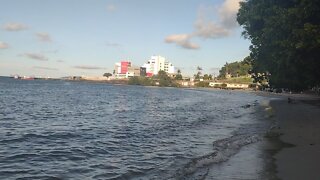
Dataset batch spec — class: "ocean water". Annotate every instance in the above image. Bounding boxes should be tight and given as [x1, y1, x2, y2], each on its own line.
[0, 77, 271, 179]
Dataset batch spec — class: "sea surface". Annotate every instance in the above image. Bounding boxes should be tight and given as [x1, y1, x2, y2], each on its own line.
[0, 77, 272, 179]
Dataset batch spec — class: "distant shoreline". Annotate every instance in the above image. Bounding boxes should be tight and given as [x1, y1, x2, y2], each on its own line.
[3, 76, 320, 97]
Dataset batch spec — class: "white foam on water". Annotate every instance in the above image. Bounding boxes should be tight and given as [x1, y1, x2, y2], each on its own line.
[173, 134, 262, 179]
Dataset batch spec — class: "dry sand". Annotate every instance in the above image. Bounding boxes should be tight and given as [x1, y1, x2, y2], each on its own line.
[262, 92, 320, 180]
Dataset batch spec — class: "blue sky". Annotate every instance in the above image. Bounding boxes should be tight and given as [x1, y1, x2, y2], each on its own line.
[0, 0, 250, 78]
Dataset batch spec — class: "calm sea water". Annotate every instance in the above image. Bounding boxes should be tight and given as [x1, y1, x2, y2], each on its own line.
[0, 77, 271, 179]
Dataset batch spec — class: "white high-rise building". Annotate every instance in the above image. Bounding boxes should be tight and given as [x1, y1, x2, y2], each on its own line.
[142, 55, 175, 77]
[164, 61, 175, 74]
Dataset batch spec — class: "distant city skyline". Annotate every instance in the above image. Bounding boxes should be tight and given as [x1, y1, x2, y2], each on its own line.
[0, 0, 250, 78]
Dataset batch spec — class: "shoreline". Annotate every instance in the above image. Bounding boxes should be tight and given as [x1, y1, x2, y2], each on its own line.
[205, 91, 320, 180]
[258, 92, 320, 180]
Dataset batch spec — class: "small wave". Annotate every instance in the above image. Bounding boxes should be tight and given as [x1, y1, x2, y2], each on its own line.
[0, 137, 26, 144]
[0, 132, 78, 145]
[90, 164, 120, 170]
[16, 175, 63, 180]
[92, 172, 122, 179]
[115, 169, 145, 180]
[4, 153, 39, 162]
[23, 133, 49, 139]
[173, 134, 261, 179]
[0, 169, 33, 175]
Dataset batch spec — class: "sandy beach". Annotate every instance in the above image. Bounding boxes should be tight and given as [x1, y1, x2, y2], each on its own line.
[260, 92, 320, 180]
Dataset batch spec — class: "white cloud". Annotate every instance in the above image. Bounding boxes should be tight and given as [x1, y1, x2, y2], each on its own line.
[0, 41, 9, 49]
[73, 65, 105, 70]
[106, 42, 121, 47]
[194, 16, 230, 39]
[36, 32, 52, 42]
[41, 49, 58, 54]
[165, 0, 241, 49]
[3, 23, 28, 31]
[22, 53, 48, 61]
[219, 0, 242, 28]
[165, 34, 199, 49]
[33, 66, 58, 71]
[107, 4, 116, 12]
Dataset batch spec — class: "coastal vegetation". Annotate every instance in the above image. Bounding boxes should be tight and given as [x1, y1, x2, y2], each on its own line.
[218, 56, 252, 79]
[221, 77, 252, 84]
[237, 0, 320, 90]
[155, 70, 177, 87]
[217, 56, 254, 86]
[128, 70, 178, 87]
[128, 76, 153, 86]
[195, 81, 210, 87]
[175, 69, 183, 80]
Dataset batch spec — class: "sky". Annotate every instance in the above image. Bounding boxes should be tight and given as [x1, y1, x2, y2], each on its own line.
[0, 0, 251, 78]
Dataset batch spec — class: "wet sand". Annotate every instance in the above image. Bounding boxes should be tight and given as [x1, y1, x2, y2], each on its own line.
[205, 92, 320, 180]
[257, 92, 320, 180]
[269, 99, 320, 180]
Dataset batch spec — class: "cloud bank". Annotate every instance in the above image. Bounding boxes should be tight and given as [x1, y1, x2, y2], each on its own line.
[22, 53, 48, 61]
[36, 32, 52, 42]
[33, 66, 58, 71]
[165, 0, 241, 49]
[73, 65, 105, 70]
[2, 23, 28, 31]
[219, 0, 241, 28]
[165, 34, 199, 49]
[0, 42, 9, 49]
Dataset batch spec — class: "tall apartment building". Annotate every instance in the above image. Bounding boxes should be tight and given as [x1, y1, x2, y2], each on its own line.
[142, 55, 175, 77]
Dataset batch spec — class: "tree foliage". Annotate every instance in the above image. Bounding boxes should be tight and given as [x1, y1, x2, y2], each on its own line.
[128, 76, 153, 86]
[175, 69, 183, 80]
[218, 57, 252, 79]
[237, 0, 320, 90]
[194, 66, 203, 80]
[203, 74, 213, 80]
[195, 81, 209, 87]
[128, 71, 178, 87]
[103, 72, 112, 77]
[157, 70, 176, 87]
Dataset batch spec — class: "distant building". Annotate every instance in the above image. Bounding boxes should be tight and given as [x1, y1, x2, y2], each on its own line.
[164, 61, 175, 74]
[225, 83, 249, 89]
[177, 80, 195, 87]
[121, 61, 131, 74]
[114, 62, 121, 76]
[127, 66, 141, 78]
[114, 61, 132, 78]
[114, 60, 149, 78]
[225, 73, 232, 79]
[209, 82, 249, 89]
[140, 67, 146, 77]
[142, 55, 175, 77]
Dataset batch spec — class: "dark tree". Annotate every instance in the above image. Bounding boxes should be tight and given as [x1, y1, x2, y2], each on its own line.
[237, 0, 320, 90]
[175, 69, 183, 80]
[103, 72, 112, 77]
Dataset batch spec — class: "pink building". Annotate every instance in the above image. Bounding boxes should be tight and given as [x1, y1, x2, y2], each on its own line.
[120, 61, 131, 74]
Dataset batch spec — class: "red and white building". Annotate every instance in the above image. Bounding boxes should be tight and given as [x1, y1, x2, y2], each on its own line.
[114, 61, 132, 78]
